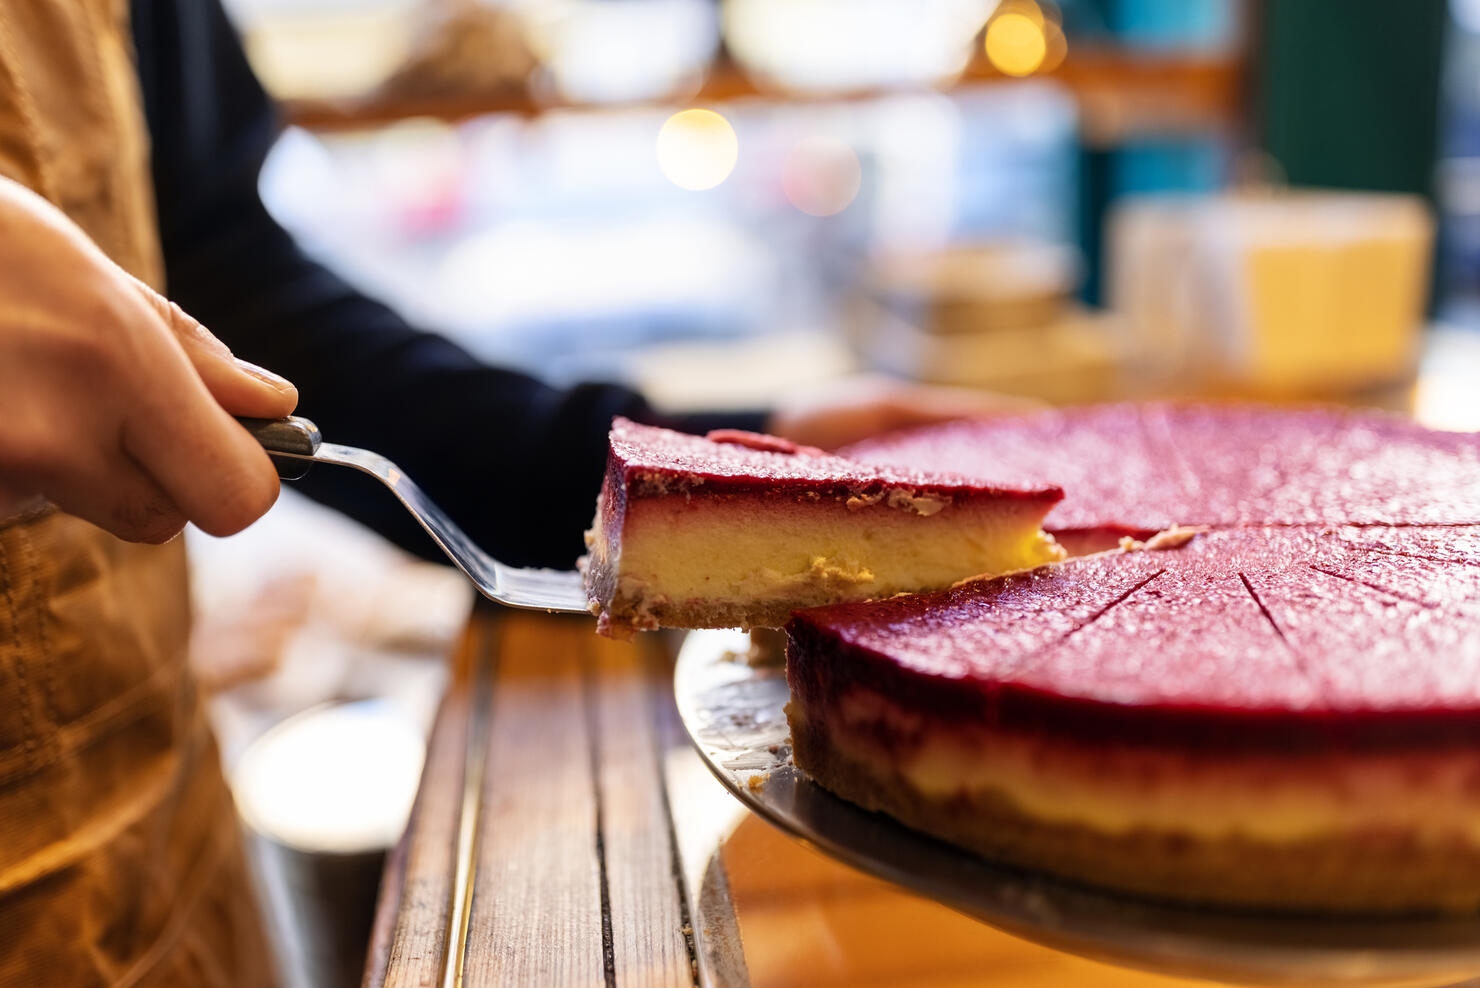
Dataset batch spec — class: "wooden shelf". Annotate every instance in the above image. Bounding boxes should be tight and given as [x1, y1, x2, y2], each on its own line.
[281, 46, 1243, 144]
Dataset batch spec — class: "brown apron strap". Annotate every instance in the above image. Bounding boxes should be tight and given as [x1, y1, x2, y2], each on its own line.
[0, 0, 162, 287]
[0, 2, 273, 985]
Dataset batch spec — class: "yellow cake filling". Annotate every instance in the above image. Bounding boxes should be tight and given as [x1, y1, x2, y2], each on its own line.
[806, 687, 1480, 845]
[611, 495, 1062, 612]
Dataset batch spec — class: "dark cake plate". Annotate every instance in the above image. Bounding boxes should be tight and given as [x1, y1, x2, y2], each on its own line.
[675, 629, 1480, 988]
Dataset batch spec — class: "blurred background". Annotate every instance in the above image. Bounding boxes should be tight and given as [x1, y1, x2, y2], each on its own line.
[190, 3, 1480, 985]
[213, 0, 1479, 422]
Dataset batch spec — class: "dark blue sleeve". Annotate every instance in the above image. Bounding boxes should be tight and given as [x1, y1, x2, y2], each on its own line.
[130, 0, 764, 567]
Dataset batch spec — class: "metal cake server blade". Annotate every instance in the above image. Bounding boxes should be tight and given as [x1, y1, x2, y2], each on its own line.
[240, 416, 588, 614]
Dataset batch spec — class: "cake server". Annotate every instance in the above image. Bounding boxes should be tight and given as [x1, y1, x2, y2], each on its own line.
[239, 416, 589, 615]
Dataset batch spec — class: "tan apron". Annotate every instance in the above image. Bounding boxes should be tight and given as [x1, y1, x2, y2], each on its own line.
[0, 3, 276, 985]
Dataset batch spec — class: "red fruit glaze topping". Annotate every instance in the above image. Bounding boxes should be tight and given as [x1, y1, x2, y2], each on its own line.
[792, 405, 1480, 751]
[789, 527, 1480, 749]
[608, 417, 1063, 502]
[842, 403, 1480, 534]
[704, 429, 816, 456]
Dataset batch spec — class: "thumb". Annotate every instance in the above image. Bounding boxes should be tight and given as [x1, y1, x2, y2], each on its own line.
[130, 278, 298, 419]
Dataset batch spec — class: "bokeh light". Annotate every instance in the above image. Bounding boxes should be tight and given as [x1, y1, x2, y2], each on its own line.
[985, 9, 1048, 77]
[1042, 19, 1068, 73]
[782, 136, 863, 216]
[656, 108, 739, 191]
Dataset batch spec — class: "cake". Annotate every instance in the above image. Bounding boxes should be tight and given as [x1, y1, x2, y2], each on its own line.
[787, 404, 1480, 912]
[582, 418, 1064, 638]
[843, 402, 1480, 548]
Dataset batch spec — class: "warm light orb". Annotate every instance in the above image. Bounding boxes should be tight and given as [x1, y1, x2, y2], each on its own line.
[656, 108, 739, 191]
[985, 10, 1048, 76]
[782, 136, 862, 217]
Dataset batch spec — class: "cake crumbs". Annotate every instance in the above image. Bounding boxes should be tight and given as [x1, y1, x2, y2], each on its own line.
[1122, 525, 1206, 553]
[1145, 525, 1207, 550]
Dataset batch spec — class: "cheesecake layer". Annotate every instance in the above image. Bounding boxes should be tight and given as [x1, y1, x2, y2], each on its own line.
[791, 686, 1480, 843]
[788, 710, 1480, 912]
[598, 494, 1060, 631]
[584, 419, 1064, 636]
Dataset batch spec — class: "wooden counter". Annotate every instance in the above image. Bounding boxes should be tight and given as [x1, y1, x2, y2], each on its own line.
[363, 608, 1278, 988]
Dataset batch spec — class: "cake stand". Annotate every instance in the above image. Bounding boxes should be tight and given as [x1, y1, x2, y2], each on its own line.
[675, 629, 1480, 988]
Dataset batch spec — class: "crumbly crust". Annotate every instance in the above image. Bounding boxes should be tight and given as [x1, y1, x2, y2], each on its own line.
[598, 587, 801, 638]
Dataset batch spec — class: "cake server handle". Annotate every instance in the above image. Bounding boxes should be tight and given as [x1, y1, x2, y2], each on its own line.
[237, 415, 589, 615]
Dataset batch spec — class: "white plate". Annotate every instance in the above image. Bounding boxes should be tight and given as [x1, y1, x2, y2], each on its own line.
[674, 629, 1480, 988]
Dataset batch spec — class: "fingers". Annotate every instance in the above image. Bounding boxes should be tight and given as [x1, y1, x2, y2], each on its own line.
[109, 295, 284, 537]
[0, 422, 190, 542]
[0, 184, 291, 542]
[41, 449, 189, 544]
[120, 284, 289, 536]
[120, 387, 282, 538]
[129, 279, 298, 420]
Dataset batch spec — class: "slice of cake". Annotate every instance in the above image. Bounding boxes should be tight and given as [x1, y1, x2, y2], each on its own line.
[788, 404, 1480, 912]
[582, 418, 1065, 638]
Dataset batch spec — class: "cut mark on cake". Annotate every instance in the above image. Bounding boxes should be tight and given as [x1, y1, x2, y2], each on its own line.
[1338, 542, 1480, 569]
[1238, 572, 1288, 644]
[1237, 572, 1309, 676]
[1335, 519, 1480, 528]
[1306, 564, 1438, 609]
[1060, 568, 1166, 642]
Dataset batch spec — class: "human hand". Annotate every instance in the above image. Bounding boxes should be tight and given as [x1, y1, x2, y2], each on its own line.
[766, 374, 1044, 451]
[0, 179, 297, 542]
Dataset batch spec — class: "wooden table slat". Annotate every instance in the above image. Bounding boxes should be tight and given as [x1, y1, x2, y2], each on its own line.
[375, 626, 483, 988]
[367, 614, 753, 988]
[589, 632, 696, 988]
[462, 617, 608, 986]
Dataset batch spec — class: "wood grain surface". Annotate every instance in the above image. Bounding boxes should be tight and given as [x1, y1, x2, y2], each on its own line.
[366, 609, 1303, 988]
